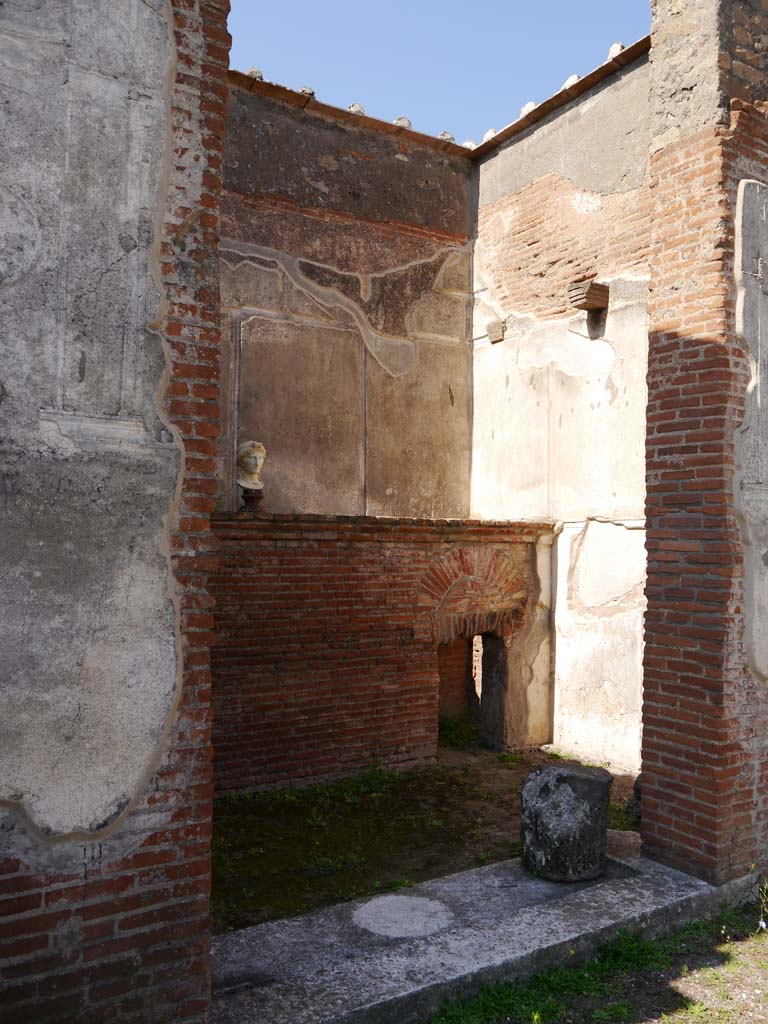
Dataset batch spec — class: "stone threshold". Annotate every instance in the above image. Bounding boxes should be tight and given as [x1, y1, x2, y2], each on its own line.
[210, 833, 753, 1024]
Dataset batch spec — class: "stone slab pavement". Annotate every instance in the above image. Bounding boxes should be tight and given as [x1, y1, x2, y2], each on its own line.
[211, 832, 752, 1024]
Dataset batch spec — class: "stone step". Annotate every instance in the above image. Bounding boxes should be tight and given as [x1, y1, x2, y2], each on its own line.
[211, 833, 751, 1024]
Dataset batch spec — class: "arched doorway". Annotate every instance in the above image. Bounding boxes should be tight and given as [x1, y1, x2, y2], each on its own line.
[417, 543, 554, 752]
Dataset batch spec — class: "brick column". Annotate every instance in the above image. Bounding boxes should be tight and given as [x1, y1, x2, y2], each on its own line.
[642, 0, 768, 883]
[0, 3, 230, 1021]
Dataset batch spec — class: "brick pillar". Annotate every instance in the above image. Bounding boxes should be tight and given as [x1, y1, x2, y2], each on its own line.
[0, 3, 230, 1021]
[642, 0, 768, 883]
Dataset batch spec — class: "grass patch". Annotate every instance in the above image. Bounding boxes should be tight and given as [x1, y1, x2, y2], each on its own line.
[212, 758, 521, 932]
[608, 802, 640, 832]
[438, 714, 482, 750]
[428, 928, 670, 1023]
[498, 752, 523, 766]
[428, 902, 765, 1024]
[212, 747, 639, 937]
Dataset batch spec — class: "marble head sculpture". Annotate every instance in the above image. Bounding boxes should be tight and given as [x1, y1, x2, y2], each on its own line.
[236, 442, 267, 510]
[237, 441, 266, 489]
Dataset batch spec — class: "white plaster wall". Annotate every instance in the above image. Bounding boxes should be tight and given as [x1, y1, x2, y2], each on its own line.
[471, 279, 647, 520]
[470, 316, 550, 521]
[553, 520, 645, 773]
[470, 58, 651, 772]
[471, 270, 648, 771]
[550, 283, 649, 523]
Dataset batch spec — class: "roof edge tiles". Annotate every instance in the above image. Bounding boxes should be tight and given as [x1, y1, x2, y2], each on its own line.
[226, 71, 469, 158]
[471, 35, 651, 159]
[226, 34, 651, 163]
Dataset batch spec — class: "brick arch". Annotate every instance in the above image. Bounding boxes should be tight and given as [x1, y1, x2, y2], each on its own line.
[414, 545, 534, 646]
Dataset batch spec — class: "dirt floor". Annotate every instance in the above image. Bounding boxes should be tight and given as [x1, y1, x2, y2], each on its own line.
[211, 734, 638, 933]
[211, 740, 768, 1024]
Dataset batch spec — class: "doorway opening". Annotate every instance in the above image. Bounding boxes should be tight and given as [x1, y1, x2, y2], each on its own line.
[437, 632, 508, 750]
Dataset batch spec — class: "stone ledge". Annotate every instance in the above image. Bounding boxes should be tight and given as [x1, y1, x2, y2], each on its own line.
[212, 512, 554, 545]
[211, 832, 753, 1024]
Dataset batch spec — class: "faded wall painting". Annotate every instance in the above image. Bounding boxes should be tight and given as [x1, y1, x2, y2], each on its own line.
[221, 241, 471, 517]
[219, 84, 474, 519]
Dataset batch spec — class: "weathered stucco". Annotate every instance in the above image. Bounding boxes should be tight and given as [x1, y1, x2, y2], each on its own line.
[219, 85, 473, 518]
[471, 281, 649, 524]
[553, 521, 646, 773]
[470, 282, 648, 773]
[0, 1, 180, 837]
[472, 64, 651, 772]
[505, 539, 555, 749]
[735, 179, 768, 682]
[479, 58, 650, 206]
[215, 60, 653, 772]
[225, 86, 472, 237]
[6, 6, 768, 1013]
[649, 0, 725, 151]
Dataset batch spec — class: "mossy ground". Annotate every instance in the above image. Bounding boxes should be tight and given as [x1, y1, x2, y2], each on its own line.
[211, 736, 766, 1023]
[212, 735, 637, 932]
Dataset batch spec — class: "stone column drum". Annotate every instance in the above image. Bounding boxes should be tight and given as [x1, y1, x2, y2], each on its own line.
[520, 764, 613, 881]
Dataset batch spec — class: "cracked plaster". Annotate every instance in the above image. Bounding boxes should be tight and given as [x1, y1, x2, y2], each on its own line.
[221, 239, 471, 518]
[735, 178, 768, 683]
[472, 122, 649, 769]
[0, 0, 182, 844]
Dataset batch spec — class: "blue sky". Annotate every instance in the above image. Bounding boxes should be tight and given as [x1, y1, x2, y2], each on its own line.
[228, 1, 651, 144]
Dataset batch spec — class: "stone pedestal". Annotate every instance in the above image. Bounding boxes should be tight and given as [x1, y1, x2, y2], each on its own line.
[520, 764, 613, 881]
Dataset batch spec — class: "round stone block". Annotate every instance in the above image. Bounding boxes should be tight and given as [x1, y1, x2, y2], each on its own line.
[520, 764, 613, 882]
[352, 894, 453, 938]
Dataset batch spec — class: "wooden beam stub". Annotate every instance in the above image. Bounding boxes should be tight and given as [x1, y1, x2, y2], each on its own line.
[568, 280, 610, 311]
[487, 319, 506, 344]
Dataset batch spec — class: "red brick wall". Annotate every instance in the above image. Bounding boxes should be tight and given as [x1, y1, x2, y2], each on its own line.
[477, 171, 652, 321]
[642, 103, 768, 883]
[438, 638, 473, 719]
[0, 3, 230, 1021]
[210, 515, 544, 793]
[723, 3, 768, 107]
[642, 126, 741, 882]
[475, 56, 652, 324]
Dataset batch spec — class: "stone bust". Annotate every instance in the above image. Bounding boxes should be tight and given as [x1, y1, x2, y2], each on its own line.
[236, 441, 266, 492]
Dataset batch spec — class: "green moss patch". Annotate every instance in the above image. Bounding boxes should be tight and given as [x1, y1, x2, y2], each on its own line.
[212, 747, 638, 933]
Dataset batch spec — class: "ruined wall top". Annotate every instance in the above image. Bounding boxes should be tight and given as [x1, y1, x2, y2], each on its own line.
[228, 35, 651, 164]
[650, 0, 768, 151]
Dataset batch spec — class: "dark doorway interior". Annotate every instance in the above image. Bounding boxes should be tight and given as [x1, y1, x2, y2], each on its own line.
[437, 632, 508, 749]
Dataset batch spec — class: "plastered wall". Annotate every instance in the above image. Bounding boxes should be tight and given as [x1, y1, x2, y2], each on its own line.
[219, 85, 474, 518]
[472, 59, 652, 772]
[0, 2, 230, 1020]
[216, 62, 653, 773]
[0, 0, 179, 842]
